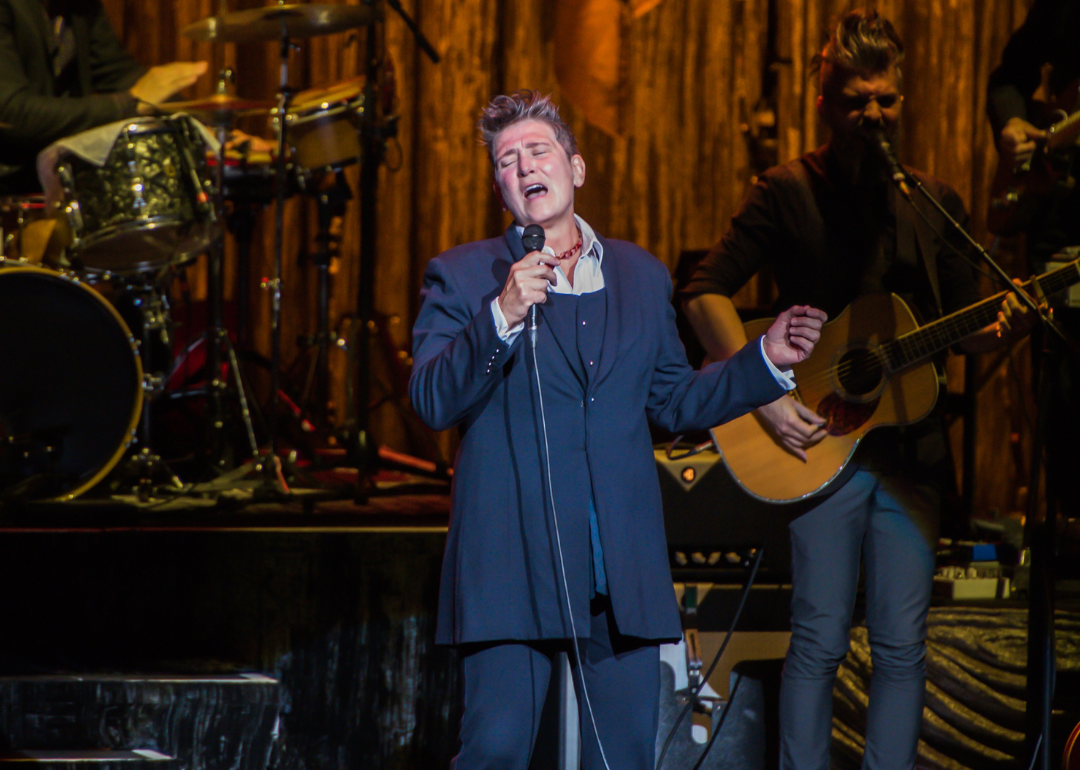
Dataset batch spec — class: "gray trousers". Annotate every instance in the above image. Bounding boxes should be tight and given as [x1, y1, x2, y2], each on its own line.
[779, 466, 938, 770]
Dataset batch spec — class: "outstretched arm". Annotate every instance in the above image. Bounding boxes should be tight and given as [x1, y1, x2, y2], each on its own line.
[684, 294, 829, 461]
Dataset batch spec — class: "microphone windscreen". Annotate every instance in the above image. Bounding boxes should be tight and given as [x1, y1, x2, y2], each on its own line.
[521, 224, 545, 253]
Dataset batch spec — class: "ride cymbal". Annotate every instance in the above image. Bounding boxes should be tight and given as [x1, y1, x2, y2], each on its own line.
[165, 93, 276, 122]
[181, 4, 380, 44]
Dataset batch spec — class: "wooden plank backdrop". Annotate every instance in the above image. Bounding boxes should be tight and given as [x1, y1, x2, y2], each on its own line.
[99, 0, 1035, 520]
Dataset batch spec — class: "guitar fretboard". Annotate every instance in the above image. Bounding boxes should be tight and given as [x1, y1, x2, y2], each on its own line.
[1048, 109, 1080, 153]
[880, 258, 1080, 371]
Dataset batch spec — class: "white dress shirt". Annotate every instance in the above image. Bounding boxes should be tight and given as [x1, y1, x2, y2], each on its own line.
[490, 215, 794, 390]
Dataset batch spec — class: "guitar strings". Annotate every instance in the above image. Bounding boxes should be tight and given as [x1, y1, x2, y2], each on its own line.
[768, 225, 1078, 406]
[783, 287, 1022, 394]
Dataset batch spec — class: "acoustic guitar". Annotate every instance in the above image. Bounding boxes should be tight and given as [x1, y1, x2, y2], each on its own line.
[987, 81, 1080, 236]
[1065, 719, 1080, 770]
[710, 258, 1080, 504]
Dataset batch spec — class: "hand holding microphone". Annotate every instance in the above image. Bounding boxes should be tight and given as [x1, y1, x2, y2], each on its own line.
[497, 224, 556, 332]
[521, 224, 546, 339]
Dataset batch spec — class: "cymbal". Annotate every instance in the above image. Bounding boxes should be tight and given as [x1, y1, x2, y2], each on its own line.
[163, 94, 275, 124]
[181, 4, 380, 44]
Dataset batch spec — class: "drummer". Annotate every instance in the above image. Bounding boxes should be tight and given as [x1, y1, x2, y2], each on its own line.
[0, 0, 208, 195]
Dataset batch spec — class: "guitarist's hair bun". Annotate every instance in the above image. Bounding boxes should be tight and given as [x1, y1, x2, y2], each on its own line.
[813, 10, 904, 97]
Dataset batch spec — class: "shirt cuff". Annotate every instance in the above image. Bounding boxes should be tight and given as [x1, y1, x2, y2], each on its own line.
[491, 297, 525, 343]
[759, 336, 796, 391]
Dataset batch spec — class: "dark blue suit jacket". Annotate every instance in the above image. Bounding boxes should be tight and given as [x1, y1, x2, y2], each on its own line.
[410, 226, 786, 646]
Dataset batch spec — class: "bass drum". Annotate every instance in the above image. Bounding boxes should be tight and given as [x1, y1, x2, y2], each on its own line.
[0, 266, 143, 500]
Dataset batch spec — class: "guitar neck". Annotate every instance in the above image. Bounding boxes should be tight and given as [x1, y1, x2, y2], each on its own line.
[882, 258, 1080, 371]
[1048, 109, 1080, 153]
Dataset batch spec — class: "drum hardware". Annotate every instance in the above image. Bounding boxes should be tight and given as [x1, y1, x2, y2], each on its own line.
[343, 0, 439, 502]
[174, 0, 438, 499]
[103, 282, 189, 500]
[263, 22, 297, 491]
[180, 3, 382, 44]
[197, 66, 265, 476]
[293, 169, 352, 428]
[0, 195, 56, 263]
[164, 93, 275, 125]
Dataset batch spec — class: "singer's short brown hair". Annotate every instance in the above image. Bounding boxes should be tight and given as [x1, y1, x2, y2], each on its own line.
[478, 90, 580, 167]
[814, 10, 904, 98]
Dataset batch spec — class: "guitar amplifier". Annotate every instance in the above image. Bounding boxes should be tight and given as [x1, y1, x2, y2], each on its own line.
[655, 446, 800, 583]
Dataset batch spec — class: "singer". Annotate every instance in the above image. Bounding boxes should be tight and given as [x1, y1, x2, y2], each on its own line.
[409, 90, 826, 770]
[681, 10, 1033, 770]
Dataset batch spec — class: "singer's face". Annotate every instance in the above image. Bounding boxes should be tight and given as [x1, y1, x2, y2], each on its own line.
[492, 119, 585, 230]
[819, 67, 903, 145]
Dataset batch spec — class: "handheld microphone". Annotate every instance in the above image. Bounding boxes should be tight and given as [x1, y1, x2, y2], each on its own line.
[868, 128, 912, 200]
[521, 224, 545, 346]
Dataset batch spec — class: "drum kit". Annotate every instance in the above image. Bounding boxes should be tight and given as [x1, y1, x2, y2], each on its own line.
[0, 1, 438, 503]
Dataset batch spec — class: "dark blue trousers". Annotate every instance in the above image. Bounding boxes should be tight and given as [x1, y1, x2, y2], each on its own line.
[452, 597, 660, 770]
[779, 467, 938, 770]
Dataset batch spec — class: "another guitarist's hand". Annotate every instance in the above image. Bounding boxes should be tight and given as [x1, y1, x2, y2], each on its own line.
[998, 282, 1038, 343]
[762, 305, 828, 368]
[756, 396, 827, 462]
[1000, 117, 1045, 168]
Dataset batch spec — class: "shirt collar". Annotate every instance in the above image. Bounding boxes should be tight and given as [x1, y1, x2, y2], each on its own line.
[515, 215, 604, 264]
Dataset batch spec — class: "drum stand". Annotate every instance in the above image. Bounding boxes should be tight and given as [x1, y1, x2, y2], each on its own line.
[206, 24, 313, 497]
[295, 170, 352, 429]
[201, 76, 269, 483]
[114, 281, 184, 500]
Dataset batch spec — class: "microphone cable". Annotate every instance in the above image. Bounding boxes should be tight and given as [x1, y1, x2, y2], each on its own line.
[655, 517, 773, 770]
[529, 312, 613, 770]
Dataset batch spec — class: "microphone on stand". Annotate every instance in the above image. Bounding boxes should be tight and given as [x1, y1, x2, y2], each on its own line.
[521, 224, 546, 347]
[867, 128, 912, 201]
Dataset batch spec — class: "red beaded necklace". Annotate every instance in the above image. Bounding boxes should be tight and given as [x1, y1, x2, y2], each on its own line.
[554, 228, 583, 261]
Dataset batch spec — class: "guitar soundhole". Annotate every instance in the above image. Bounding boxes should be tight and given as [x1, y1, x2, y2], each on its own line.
[836, 347, 884, 397]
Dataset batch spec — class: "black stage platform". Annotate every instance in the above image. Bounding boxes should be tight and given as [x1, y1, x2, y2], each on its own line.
[0, 483, 459, 770]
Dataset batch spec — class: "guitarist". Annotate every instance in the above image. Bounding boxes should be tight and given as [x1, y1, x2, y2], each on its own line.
[681, 10, 1034, 770]
[987, 0, 1080, 531]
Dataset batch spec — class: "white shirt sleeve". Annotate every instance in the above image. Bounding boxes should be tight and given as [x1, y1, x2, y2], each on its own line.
[759, 336, 796, 391]
[491, 297, 526, 343]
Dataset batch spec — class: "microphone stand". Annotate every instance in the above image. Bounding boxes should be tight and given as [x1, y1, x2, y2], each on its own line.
[894, 164, 1070, 770]
[348, 0, 438, 503]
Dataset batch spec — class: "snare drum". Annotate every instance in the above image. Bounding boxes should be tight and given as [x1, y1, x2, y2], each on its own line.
[279, 77, 365, 171]
[44, 116, 216, 276]
[0, 265, 143, 499]
[206, 150, 300, 205]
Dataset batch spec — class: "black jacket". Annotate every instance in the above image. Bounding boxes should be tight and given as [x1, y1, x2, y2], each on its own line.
[0, 0, 144, 193]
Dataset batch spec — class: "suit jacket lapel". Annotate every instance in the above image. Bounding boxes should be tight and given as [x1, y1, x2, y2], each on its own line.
[592, 234, 619, 389]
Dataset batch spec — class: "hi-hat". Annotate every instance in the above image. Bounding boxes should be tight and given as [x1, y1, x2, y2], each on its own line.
[181, 4, 380, 44]
[165, 94, 276, 122]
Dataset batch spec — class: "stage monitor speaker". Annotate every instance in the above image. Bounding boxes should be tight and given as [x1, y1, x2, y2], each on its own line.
[656, 447, 802, 583]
